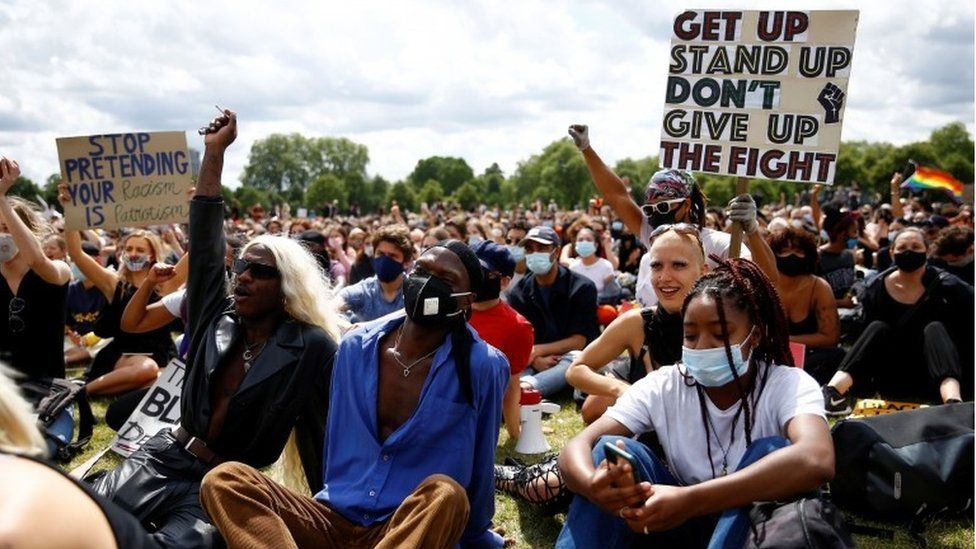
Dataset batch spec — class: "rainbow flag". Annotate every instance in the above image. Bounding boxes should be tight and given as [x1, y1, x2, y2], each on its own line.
[901, 164, 964, 199]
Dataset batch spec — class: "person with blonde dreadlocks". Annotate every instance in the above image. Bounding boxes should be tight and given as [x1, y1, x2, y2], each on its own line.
[556, 258, 833, 548]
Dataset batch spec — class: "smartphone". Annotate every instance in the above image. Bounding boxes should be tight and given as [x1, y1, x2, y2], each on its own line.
[604, 442, 642, 484]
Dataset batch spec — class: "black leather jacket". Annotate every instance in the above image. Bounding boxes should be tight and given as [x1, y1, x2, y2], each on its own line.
[182, 197, 337, 489]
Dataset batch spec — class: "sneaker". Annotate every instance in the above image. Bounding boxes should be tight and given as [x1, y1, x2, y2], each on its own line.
[823, 386, 853, 417]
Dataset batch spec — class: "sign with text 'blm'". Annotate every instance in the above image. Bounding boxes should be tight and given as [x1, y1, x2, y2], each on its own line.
[660, 10, 859, 185]
[110, 358, 185, 457]
[57, 131, 192, 230]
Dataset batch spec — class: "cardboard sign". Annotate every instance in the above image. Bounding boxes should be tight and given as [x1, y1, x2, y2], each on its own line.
[660, 10, 859, 184]
[110, 358, 185, 457]
[57, 131, 192, 230]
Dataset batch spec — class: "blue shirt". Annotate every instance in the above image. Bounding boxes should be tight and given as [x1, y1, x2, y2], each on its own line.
[316, 315, 509, 548]
[338, 276, 404, 322]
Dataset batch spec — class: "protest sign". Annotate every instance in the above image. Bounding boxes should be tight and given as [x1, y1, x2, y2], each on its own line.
[660, 10, 859, 185]
[110, 358, 185, 457]
[57, 131, 192, 230]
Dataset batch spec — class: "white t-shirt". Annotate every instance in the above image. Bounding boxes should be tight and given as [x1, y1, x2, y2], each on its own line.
[605, 363, 824, 485]
[161, 288, 186, 319]
[570, 257, 615, 293]
[636, 223, 752, 307]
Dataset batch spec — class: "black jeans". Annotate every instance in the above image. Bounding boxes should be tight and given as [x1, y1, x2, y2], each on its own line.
[89, 430, 224, 549]
[838, 320, 961, 402]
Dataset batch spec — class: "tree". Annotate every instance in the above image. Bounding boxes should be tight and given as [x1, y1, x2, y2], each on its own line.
[306, 174, 348, 211]
[477, 163, 506, 205]
[408, 157, 474, 195]
[365, 176, 390, 213]
[233, 186, 275, 213]
[417, 179, 445, 205]
[509, 139, 590, 209]
[614, 156, 659, 204]
[386, 181, 417, 212]
[452, 181, 481, 211]
[8, 176, 40, 203]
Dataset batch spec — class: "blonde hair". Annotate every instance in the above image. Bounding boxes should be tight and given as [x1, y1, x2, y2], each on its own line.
[239, 235, 344, 493]
[118, 230, 165, 282]
[0, 367, 47, 456]
[5, 196, 52, 241]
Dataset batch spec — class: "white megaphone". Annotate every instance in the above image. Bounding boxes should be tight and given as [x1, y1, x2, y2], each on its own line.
[515, 388, 561, 454]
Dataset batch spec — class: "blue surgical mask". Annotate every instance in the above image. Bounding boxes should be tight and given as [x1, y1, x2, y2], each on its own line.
[611, 221, 623, 232]
[507, 245, 525, 263]
[70, 262, 87, 283]
[525, 252, 554, 275]
[681, 328, 755, 387]
[575, 241, 596, 258]
[846, 237, 858, 249]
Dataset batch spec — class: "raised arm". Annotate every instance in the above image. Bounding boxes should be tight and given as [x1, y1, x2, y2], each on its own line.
[728, 194, 779, 285]
[120, 263, 178, 333]
[58, 183, 118, 299]
[568, 126, 644, 237]
[0, 159, 70, 286]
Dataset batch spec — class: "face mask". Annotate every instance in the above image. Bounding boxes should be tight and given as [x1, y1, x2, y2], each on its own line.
[507, 245, 525, 263]
[0, 234, 18, 263]
[372, 255, 405, 283]
[70, 262, 87, 282]
[611, 221, 623, 232]
[525, 252, 553, 275]
[846, 237, 858, 249]
[776, 254, 809, 277]
[404, 269, 470, 327]
[123, 254, 150, 271]
[894, 250, 926, 272]
[328, 237, 343, 249]
[468, 235, 483, 246]
[649, 211, 677, 228]
[475, 274, 502, 302]
[682, 328, 755, 387]
[575, 241, 596, 258]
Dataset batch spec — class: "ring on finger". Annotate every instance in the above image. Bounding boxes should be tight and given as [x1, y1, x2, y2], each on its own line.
[617, 507, 626, 519]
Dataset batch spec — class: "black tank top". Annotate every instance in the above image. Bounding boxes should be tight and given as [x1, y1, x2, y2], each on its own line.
[94, 281, 176, 353]
[0, 270, 68, 379]
[627, 307, 683, 384]
[788, 281, 819, 336]
[1, 452, 158, 549]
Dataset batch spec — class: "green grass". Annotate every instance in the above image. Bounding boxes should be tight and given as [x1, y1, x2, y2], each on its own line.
[67, 392, 972, 548]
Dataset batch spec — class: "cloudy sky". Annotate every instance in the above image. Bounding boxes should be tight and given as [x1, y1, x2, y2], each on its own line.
[0, 0, 972, 188]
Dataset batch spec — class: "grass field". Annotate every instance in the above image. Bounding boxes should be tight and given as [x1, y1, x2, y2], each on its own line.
[67, 392, 972, 548]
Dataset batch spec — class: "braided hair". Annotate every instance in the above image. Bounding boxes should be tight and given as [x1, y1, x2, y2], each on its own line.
[688, 183, 708, 230]
[680, 256, 793, 477]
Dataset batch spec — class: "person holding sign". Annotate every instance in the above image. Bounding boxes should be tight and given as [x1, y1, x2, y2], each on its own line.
[0, 157, 73, 454]
[55, 199, 186, 397]
[87, 109, 342, 548]
[556, 258, 832, 548]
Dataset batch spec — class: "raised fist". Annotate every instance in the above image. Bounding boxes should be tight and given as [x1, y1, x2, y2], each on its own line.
[727, 194, 759, 234]
[817, 83, 844, 124]
[200, 109, 238, 149]
[568, 124, 590, 151]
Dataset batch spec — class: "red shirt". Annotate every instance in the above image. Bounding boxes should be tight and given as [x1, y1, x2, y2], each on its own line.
[470, 301, 534, 375]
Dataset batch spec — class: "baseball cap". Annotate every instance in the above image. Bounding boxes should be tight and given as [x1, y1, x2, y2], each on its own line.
[520, 226, 561, 247]
[471, 240, 515, 277]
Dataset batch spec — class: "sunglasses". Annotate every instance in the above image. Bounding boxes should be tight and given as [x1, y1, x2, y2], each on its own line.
[647, 223, 704, 253]
[8, 297, 24, 333]
[232, 258, 280, 279]
[641, 198, 686, 217]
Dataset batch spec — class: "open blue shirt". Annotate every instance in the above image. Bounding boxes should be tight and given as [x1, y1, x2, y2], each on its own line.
[315, 315, 509, 548]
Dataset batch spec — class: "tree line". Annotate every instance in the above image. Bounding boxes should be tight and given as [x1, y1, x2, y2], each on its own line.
[12, 122, 973, 216]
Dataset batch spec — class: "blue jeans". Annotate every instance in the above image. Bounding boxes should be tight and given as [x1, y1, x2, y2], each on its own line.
[556, 434, 790, 549]
[44, 405, 75, 458]
[520, 351, 578, 398]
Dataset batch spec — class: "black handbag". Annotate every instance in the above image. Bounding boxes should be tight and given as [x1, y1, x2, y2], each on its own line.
[19, 377, 94, 462]
[746, 496, 855, 548]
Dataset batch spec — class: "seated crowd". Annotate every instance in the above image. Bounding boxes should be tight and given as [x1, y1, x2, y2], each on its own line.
[0, 115, 972, 548]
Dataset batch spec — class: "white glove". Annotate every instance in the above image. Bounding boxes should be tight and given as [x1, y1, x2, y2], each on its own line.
[727, 194, 758, 234]
[568, 124, 590, 151]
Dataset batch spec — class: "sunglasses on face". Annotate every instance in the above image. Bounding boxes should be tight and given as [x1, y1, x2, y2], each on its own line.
[232, 258, 280, 279]
[641, 198, 686, 217]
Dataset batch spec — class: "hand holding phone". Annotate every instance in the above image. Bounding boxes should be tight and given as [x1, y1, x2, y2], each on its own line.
[604, 441, 643, 485]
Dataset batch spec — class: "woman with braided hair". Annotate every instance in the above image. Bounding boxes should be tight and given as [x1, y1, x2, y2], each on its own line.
[555, 257, 833, 548]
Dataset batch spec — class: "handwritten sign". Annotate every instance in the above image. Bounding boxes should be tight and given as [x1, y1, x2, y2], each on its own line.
[110, 358, 185, 457]
[57, 131, 192, 230]
[660, 10, 859, 184]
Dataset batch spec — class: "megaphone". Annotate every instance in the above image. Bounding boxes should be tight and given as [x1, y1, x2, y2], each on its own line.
[515, 388, 561, 455]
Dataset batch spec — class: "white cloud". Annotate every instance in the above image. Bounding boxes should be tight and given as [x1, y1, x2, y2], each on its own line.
[0, 0, 971, 188]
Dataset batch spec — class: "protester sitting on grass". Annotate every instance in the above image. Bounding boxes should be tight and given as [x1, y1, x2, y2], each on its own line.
[767, 227, 845, 385]
[337, 224, 413, 322]
[822, 227, 973, 415]
[0, 158, 72, 455]
[818, 205, 859, 308]
[200, 241, 509, 548]
[0, 368, 159, 549]
[88, 109, 342, 548]
[556, 258, 832, 548]
[928, 225, 974, 286]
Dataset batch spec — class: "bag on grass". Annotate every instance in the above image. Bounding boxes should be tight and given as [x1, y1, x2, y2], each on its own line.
[746, 496, 854, 548]
[830, 402, 974, 521]
[19, 377, 94, 462]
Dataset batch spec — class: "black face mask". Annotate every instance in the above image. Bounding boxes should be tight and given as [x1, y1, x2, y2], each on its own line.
[474, 275, 502, 302]
[649, 211, 677, 228]
[776, 254, 810, 277]
[404, 269, 470, 327]
[894, 250, 927, 273]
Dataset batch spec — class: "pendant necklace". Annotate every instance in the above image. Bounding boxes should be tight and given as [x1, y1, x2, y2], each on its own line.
[391, 325, 438, 377]
[243, 338, 267, 372]
[703, 413, 732, 477]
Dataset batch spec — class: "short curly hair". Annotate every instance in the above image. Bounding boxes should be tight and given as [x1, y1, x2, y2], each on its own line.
[766, 227, 819, 274]
[372, 224, 414, 262]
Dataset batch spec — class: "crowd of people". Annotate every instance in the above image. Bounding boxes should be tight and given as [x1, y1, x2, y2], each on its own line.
[0, 112, 972, 548]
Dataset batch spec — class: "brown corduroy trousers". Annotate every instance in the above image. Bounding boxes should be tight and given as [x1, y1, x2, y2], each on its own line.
[200, 461, 470, 549]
